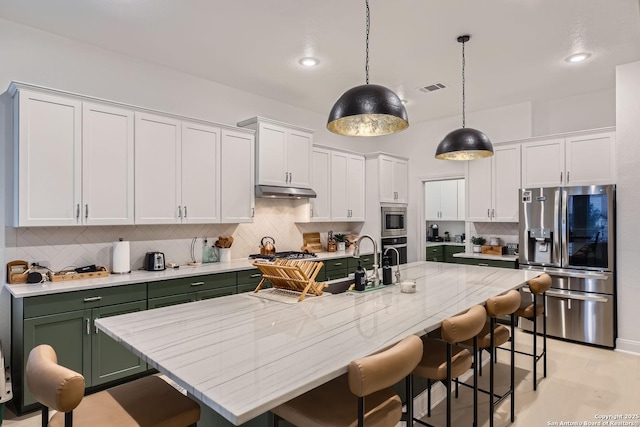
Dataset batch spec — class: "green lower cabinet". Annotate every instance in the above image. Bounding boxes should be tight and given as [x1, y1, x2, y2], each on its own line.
[148, 293, 197, 309]
[237, 268, 266, 293]
[426, 245, 444, 262]
[323, 258, 349, 281]
[91, 301, 148, 385]
[22, 310, 92, 408]
[197, 286, 237, 300]
[444, 246, 465, 263]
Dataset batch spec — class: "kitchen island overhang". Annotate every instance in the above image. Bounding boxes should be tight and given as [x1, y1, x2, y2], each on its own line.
[96, 261, 539, 425]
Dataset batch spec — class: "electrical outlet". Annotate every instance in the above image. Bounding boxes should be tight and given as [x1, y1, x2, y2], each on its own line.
[32, 261, 50, 268]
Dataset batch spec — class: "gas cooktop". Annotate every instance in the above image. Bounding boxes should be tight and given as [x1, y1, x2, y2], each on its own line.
[248, 251, 318, 261]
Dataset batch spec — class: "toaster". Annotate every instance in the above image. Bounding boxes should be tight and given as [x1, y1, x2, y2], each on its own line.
[144, 252, 166, 271]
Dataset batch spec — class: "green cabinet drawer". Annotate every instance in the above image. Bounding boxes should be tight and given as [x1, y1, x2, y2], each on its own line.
[454, 257, 518, 269]
[347, 254, 377, 271]
[426, 245, 444, 262]
[444, 246, 466, 263]
[323, 258, 349, 281]
[197, 286, 237, 300]
[236, 268, 263, 286]
[24, 283, 147, 318]
[148, 293, 197, 309]
[148, 272, 235, 299]
[237, 283, 259, 294]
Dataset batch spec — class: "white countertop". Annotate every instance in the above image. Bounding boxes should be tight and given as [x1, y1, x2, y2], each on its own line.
[5, 251, 372, 298]
[425, 242, 465, 247]
[96, 261, 538, 425]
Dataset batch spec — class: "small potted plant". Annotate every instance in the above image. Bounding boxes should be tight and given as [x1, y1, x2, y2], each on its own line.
[334, 233, 347, 251]
[471, 236, 486, 253]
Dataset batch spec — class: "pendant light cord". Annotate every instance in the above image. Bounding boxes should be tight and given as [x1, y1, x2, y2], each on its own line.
[365, 0, 370, 84]
[461, 38, 466, 128]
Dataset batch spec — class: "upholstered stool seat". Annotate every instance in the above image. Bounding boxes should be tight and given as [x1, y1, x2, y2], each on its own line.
[272, 335, 423, 427]
[412, 338, 472, 380]
[27, 345, 200, 427]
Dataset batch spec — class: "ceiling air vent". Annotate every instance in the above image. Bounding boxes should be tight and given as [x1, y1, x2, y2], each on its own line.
[418, 82, 446, 93]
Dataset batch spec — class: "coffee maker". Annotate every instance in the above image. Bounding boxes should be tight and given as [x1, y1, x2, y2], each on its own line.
[427, 223, 442, 242]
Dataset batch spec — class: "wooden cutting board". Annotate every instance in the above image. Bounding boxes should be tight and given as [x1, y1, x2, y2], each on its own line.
[301, 232, 323, 253]
[481, 245, 505, 255]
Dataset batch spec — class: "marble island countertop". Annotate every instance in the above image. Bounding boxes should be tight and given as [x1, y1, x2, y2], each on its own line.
[96, 261, 539, 425]
[5, 250, 371, 298]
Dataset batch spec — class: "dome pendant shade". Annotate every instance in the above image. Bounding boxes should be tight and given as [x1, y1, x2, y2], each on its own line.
[435, 127, 494, 160]
[327, 84, 409, 136]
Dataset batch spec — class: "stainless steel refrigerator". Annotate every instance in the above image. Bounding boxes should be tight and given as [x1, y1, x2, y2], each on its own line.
[519, 185, 616, 348]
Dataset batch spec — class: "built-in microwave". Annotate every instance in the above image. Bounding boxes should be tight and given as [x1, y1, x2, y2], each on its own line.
[381, 206, 407, 237]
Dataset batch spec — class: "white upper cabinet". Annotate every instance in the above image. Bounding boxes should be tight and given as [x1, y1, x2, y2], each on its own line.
[238, 117, 312, 188]
[425, 179, 464, 221]
[135, 114, 226, 225]
[310, 147, 331, 221]
[467, 144, 521, 222]
[521, 130, 615, 187]
[181, 121, 220, 223]
[14, 89, 82, 226]
[378, 154, 408, 204]
[134, 112, 182, 224]
[83, 102, 135, 225]
[330, 151, 366, 222]
[12, 86, 134, 227]
[220, 128, 255, 223]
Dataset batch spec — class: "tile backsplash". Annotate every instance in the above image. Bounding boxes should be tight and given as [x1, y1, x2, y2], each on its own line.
[4, 198, 362, 271]
[468, 222, 519, 246]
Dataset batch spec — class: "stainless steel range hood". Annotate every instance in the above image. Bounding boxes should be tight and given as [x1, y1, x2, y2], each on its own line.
[255, 185, 316, 199]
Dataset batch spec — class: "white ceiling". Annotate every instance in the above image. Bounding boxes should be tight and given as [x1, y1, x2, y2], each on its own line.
[1, 0, 639, 125]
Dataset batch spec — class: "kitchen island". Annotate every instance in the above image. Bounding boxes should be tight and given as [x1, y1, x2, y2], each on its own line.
[96, 261, 539, 426]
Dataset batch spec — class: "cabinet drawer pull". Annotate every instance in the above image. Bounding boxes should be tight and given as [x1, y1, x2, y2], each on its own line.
[250, 274, 261, 278]
[477, 263, 489, 267]
[333, 262, 342, 266]
[362, 258, 370, 262]
[190, 282, 205, 287]
[83, 296, 102, 302]
[86, 318, 90, 335]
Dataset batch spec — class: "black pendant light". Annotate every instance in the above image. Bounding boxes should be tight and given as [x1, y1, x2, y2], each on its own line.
[327, 0, 409, 137]
[435, 35, 493, 160]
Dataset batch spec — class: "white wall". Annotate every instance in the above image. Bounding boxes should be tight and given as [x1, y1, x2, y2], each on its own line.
[615, 61, 640, 354]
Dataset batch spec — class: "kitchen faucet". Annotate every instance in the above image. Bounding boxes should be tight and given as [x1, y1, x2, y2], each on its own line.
[354, 234, 379, 287]
[383, 247, 402, 283]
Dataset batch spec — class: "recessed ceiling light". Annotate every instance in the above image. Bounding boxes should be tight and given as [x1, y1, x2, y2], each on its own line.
[299, 57, 319, 67]
[565, 53, 591, 63]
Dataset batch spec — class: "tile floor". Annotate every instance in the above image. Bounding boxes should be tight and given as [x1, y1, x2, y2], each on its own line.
[3, 330, 639, 427]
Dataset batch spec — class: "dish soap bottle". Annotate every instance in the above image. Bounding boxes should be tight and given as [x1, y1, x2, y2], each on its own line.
[354, 261, 366, 291]
[382, 256, 393, 285]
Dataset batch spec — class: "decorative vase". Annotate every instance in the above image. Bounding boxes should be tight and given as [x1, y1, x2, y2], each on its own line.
[337, 242, 346, 252]
[473, 245, 482, 253]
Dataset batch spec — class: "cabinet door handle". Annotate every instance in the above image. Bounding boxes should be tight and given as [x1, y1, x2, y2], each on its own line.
[289, 172, 292, 182]
[567, 171, 570, 183]
[190, 281, 205, 287]
[184, 206, 188, 218]
[487, 209, 491, 218]
[492, 209, 495, 218]
[95, 321, 99, 335]
[86, 318, 91, 335]
[178, 206, 182, 218]
[85, 204, 89, 219]
[560, 171, 563, 183]
[76, 204, 80, 220]
[251, 207, 255, 217]
[310, 207, 313, 217]
[334, 262, 342, 266]
[83, 296, 102, 302]
[250, 273, 261, 278]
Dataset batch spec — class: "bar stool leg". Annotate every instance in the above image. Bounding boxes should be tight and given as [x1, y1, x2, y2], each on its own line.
[473, 335, 479, 427]
[489, 318, 495, 427]
[543, 292, 548, 378]
[406, 374, 414, 426]
[533, 293, 538, 391]
[427, 379, 432, 417]
[510, 313, 516, 422]
[446, 344, 452, 427]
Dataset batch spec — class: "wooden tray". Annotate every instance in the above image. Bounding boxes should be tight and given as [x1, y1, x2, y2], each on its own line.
[252, 259, 326, 302]
[481, 245, 505, 255]
[48, 267, 109, 282]
[7, 260, 29, 284]
[301, 232, 323, 253]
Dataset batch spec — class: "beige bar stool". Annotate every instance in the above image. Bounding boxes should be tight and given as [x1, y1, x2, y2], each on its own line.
[514, 273, 551, 391]
[272, 335, 423, 427]
[461, 290, 521, 427]
[409, 305, 487, 427]
[26, 345, 201, 427]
